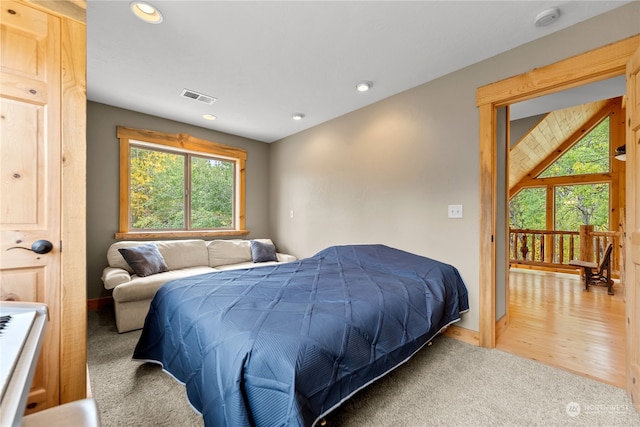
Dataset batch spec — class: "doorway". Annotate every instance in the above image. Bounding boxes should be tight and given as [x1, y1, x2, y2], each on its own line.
[497, 95, 626, 386]
[476, 36, 640, 401]
[476, 35, 640, 410]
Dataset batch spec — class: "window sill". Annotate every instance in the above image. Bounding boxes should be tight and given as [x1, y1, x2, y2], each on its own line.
[115, 230, 250, 240]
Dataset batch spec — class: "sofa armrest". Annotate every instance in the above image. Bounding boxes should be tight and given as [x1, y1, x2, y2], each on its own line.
[102, 267, 131, 290]
[276, 253, 297, 263]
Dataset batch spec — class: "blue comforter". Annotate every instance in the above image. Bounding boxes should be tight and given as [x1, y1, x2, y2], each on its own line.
[133, 244, 469, 426]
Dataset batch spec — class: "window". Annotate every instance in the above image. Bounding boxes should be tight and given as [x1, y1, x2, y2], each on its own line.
[554, 183, 610, 231]
[539, 117, 610, 178]
[117, 126, 247, 239]
[509, 187, 546, 230]
[538, 116, 612, 231]
[508, 109, 618, 234]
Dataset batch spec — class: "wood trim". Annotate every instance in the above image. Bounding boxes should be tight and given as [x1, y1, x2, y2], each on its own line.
[116, 126, 247, 160]
[516, 173, 614, 191]
[625, 40, 640, 412]
[116, 126, 248, 238]
[444, 325, 480, 346]
[495, 314, 509, 339]
[87, 297, 113, 311]
[478, 35, 640, 350]
[238, 158, 246, 231]
[118, 136, 129, 235]
[610, 97, 626, 236]
[479, 103, 496, 348]
[545, 185, 554, 231]
[43, 9, 63, 411]
[115, 229, 250, 240]
[477, 35, 640, 107]
[59, 11, 86, 404]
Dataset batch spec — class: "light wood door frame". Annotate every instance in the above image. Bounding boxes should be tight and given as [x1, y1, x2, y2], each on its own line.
[625, 41, 640, 411]
[477, 35, 640, 406]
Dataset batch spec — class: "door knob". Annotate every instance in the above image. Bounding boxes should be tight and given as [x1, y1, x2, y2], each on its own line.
[7, 240, 53, 254]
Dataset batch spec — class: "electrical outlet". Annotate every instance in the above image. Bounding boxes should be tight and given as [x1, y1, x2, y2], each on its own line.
[448, 204, 463, 219]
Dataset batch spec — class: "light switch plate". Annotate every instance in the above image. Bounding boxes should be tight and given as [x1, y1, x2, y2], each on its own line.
[448, 204, 463, 218]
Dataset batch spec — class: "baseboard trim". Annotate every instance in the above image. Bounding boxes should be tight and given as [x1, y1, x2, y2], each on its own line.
[496, 314, 509, 339]
[86, 365, 92, 398]
[87, 297, 113, 311]
[443, 324, 479, 346]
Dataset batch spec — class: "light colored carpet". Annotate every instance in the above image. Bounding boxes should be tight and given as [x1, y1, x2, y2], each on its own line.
[87, 308, 640, 426]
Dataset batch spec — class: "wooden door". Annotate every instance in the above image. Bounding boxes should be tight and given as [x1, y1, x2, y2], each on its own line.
[627, 42, 640, 412]
[0, 1, 62, 412]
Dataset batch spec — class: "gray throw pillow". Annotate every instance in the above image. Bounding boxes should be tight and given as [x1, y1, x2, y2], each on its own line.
[250, 240, 277, 263]
[118, 244, 169, 277]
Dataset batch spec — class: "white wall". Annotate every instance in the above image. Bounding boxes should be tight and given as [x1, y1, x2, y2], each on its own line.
[269, 3, 640, 331]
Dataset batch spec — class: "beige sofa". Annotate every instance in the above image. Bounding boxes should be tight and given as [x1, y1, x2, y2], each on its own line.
[102, 239, 296, 333]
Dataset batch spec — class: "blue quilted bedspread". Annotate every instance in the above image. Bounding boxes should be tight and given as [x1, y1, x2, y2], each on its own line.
[133, 244, 469, 426]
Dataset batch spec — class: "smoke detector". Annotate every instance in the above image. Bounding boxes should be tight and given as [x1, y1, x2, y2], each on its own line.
[534, 8, 561, 27]
[180, 89, 217, 105]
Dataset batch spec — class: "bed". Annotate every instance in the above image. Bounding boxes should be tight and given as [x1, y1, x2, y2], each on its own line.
[133, 244, 469, 426]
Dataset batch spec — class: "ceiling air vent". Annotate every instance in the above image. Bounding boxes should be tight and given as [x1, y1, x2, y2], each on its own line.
[180, 89, 217, 105]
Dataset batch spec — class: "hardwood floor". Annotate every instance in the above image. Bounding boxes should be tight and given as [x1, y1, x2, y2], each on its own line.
[496, 268, 626, 388]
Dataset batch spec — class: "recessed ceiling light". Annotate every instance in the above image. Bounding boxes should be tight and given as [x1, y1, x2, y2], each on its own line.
[130, 1, 163, 24]
[292, 113, 305, 121]
[356, 81, 373, 92]
[534, 8, 560, 27]
[203, 114, 217, 121]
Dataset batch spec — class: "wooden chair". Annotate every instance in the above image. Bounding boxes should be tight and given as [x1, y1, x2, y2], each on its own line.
[569, 243, 614, 295]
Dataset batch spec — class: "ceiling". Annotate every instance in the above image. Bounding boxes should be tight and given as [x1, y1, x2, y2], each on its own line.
[87, 1, 630, 143]
[510, 75, 625, 120]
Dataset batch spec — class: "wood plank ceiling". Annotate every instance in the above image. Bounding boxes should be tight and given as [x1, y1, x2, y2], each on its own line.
[509, 100, 608, 190]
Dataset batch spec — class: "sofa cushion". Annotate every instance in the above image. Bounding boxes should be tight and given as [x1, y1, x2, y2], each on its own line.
[276, 253, 297, 263]
[155, 240, 209, 270]
[107, 239, 209, 273]
[112, 266, 216, 303]
[207, 239, 253, 267]
[250, 239, 278, 262]
[118, 244, 169, 277]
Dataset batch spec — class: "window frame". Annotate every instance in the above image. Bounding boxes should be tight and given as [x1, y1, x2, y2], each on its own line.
[508, 99, 624, 234]
[116, 126, 248, 239]
[553, 182, 611, 231]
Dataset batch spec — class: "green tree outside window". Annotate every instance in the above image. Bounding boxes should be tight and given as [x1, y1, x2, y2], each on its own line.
[129, 146, 234, 231]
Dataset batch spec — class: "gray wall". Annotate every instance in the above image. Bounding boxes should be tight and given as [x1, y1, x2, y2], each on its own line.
[86, 102, 271, 299]
[268, 3, 640, 332]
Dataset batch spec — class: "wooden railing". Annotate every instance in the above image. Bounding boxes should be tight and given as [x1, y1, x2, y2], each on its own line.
[509, 225, 620, 276]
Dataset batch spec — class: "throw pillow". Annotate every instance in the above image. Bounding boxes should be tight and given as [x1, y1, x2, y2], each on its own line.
[118, 244, 169, 277]
[250, 239, 278, 263]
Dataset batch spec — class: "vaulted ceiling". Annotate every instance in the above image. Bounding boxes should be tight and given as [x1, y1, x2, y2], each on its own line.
[509, 99, 614, 193]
